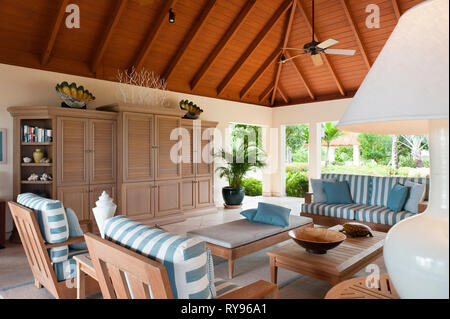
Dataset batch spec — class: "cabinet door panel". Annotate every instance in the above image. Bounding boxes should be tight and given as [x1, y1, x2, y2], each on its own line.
[122, 183, 154, 218]
[181, 124, 195, 178]
[90, 120, 116, 184]
[57, 186, 89, 221]
[196, 177, 213, 208]
[124, 113, 153, 181]
[155, 116, 181, 180]
[57, 117, 89, 186]
[181, 179, 195, 210]
[196, 126, 214, 176]
[155, 180, 181, 217]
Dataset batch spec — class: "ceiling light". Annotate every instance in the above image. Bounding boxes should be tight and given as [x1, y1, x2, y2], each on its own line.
[169, 8, 175, 23]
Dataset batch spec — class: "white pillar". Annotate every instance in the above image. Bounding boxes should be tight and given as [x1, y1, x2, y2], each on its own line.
[308, 122, 322, 192]
[328, 146, 335, 164]
[353, 145, 360, 166]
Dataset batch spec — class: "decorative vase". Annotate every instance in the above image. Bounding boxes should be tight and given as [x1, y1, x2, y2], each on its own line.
[33, 149, 44, 163]
[384, 119, 449, 299]
[92, 191, 117, 238]
[222, 187, 245, 207]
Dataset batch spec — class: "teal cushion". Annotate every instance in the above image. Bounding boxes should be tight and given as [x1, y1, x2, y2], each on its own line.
[387, 184, 409, 213]
[65, 208, 87, 250]
[240, 208, 257, 222]
[310, 178, 337, 203]
[323, 181, 353, 205]
[252, 203, 291, 227]
[403, 181, 426, 214]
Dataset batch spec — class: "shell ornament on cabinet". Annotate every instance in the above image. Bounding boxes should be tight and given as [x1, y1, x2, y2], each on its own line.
[179, 100, 203, 119]
[56, 82, 96, 109]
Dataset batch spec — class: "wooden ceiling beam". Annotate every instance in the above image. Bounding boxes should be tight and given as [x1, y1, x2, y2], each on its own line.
[163, 0, 217, 82]
[339, 0, 371, 70]
[271, 0, 297, 106]
[190, 0, 257, 91]
[41, 0, 69, 65]
[133, 0, 178, 70]
[392, 0, 402, 20]
[217, 0, 293, 96]
[259, 84, 275, 102]
[91, 0, 128, 73]
[285, 52, 315, 100]
[277, 87, 289, 104]
[240, 48, 280, 99]
[296, 0, 346, 96]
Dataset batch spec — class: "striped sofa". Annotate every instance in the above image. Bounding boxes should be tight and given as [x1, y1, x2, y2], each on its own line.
[301, 174, 429, 232]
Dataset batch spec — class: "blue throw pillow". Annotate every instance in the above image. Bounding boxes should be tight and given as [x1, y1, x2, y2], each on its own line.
[387, 184, 409, 213]
[252, 202, 291, 227]
[310, 178, 337, 203]
[65, 208, 87, 250]
[403, 181, 426, 214]
[240, 208, 258, 222]
[323, 181, 353, 205]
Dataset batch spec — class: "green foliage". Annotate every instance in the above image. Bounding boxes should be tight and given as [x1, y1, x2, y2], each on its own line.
[358, 133, 392, 165]
[335, 146, 353, 163]
[286, 162, 308, 173]
[216, 141, 266, 189]
[231, 124, 262, 149]
[322, 122, 344, 147]
[286, 170, 309, 198]
[292, 147, 309, 163]
[398, 155, 416, 168]
[286, 124, 309, 153]
[242, 178, 262, 196]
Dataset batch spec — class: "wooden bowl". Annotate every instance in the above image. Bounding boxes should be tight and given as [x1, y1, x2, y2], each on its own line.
[289, 227, 346, 254]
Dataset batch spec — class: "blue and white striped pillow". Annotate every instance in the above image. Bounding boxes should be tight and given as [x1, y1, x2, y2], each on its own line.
[104, 216, 213, 299]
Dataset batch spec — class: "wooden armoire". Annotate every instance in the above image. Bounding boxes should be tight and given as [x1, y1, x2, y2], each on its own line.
[9, 104, 218, 228]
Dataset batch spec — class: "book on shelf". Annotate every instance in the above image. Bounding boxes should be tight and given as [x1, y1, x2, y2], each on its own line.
[22, 125, 53, 143]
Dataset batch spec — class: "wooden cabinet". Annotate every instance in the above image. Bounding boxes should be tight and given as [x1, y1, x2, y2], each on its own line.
[90, 119, 116, 184]
[122, 182, 155, 219]
[196, 125, 215, 176]
[155, 180, 181, 217]
[57, 185, 90, 221]
[155, 116, 181, 180]
[182, 179, 196, 210]
[196, 177, 214, 208]
[123, 113, 154, 182]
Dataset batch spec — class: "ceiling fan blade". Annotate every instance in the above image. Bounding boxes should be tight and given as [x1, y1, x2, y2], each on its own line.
[317, 38, 338, 49]
[324, 48, 356, 56]
[283, 47, 305, 51]
[311, 54, 323, 66]
[279, 53, 307, 63]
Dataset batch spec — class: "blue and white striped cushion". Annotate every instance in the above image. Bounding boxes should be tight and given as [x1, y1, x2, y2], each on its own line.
[354, 205, 415, 226]
[17, 193, 70, 263]
[301, 203, 365, 219]
[103, 216, 213, 299]
[53, 249, 88, 281]
[214, 278, 240, 297]
[370, 177, 429, 207]
[321, 174, 372, 205]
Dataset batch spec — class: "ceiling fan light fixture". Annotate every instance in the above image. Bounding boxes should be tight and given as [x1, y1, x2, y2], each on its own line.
[280, 53, 287, 64]
[169, 8, 176, 23]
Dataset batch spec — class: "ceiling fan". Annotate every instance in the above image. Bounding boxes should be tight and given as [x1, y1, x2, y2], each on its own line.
[280, 0, 356, 66]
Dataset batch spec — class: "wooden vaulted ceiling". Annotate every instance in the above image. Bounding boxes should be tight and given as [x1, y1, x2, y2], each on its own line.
[0, 0, 425, 107]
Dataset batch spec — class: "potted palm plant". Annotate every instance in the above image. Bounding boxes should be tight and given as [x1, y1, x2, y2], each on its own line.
[216, 142, 266, 208]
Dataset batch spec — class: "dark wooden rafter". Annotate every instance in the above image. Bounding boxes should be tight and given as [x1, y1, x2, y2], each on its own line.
[91, 0, 128, 73]
[217, 0, 293, 96]
[162, 0, 217, 82]
[133, 0, 178, 70]
[190, 0, 257, 91]
[271, 0, 297, 106]
[41, 0, 69, 65]
[240, 48, 280, 99]
[259, 84, 274, 102]
[339, 0, 371, 70]
[296, 0, 345, 96]
[277, 87, 289, 104]
[392, 0, 402, 20]
[285, 52, 315, 100]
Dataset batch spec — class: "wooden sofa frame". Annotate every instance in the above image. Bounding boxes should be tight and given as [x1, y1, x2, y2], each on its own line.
[206, 222, 313, 279]
[84, 233, 279, 299]
[300, 193, 428, 233]
[8, 202, 99, 299]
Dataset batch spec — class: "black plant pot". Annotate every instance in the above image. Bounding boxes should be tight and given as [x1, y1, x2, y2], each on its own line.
[222, 187, 245, 206]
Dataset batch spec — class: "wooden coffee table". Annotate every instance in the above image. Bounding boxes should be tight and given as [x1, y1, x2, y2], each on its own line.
[267, 225, 386, 285]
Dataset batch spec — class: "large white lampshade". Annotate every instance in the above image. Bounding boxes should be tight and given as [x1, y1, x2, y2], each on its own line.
[337, 0, 449, 299]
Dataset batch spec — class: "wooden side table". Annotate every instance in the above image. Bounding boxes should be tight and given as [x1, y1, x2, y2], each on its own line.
[73, 253, 98, 299]
[325, 274, 400, 299]
[0, 201, 5, 249]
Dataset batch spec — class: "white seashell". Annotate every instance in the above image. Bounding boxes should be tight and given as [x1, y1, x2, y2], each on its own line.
[23, 157, 32, 163]
[92, 191, 117, 238]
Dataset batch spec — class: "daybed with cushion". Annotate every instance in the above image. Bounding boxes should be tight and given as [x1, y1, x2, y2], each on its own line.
[95, 215, 278, 299]
[9, 193, 99, 299]
[301, 174, 429, 232]
[187, 209, 313, 279]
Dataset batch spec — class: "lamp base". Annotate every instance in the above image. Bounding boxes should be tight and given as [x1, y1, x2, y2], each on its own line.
[384, 119, 449, 299]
